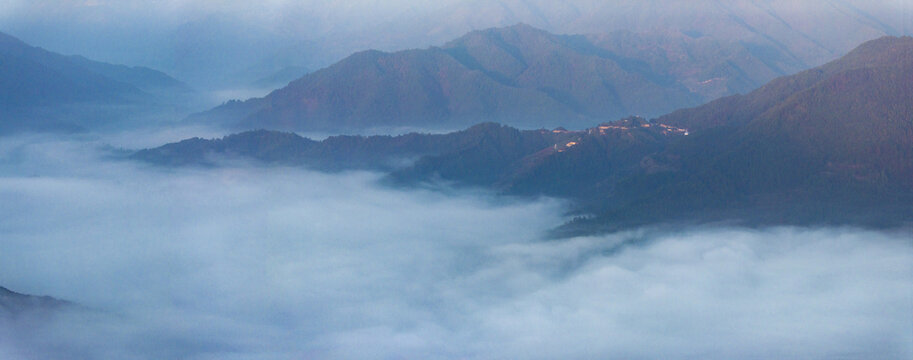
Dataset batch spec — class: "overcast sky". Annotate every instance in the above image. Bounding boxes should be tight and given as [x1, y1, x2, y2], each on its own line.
[3, 1, 908, 61]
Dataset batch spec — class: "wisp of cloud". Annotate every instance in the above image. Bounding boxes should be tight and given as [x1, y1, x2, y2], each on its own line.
[0, 133, 911, 359]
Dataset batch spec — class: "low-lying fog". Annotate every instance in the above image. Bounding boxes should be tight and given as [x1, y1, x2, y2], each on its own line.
[1, 133, 911, 360]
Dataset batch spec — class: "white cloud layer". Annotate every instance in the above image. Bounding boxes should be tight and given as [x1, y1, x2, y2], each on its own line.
[0, 133, 911, 359]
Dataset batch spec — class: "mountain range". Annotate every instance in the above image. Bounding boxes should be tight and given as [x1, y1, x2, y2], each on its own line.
[137, 35, 913, 236]
[321, 0, 907, 75]
[0, 31, 197, 133]
[194, 24, 807, 132]
[8, 0, 905, 93]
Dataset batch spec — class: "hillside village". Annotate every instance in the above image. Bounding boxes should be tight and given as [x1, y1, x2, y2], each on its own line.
[551, 116, 689, 152]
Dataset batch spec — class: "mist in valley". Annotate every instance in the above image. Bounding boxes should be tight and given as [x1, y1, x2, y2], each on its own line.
[1, 1, 912, 358]
[0, 132, 910, 359]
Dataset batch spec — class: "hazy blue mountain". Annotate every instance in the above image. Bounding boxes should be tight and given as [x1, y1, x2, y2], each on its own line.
[4, 0, 906, 95]
[0, 31, 197, 133]
[170, 0, 913, 86]
[194, 24, 802, 132]
[163, 13, 293, 89]
[0, 286, 71, 319]
[396, 0, 905, 69]
[0, 32, 145, 107]
[249, 65, 311, 90]
[65, 55, 194, 101]
[170, 0, 912, 88]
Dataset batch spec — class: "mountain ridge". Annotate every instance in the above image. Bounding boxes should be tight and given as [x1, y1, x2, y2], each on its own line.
[193, 24, 804, 132]
[0, 31, 198, 133]
[138, 35, 913, 236]
[0, 286, 72, 318]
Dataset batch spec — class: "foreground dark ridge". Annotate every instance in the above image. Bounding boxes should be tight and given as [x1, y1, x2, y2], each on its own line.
[136, 36, 913, 237]
[133, 118, 682, 180]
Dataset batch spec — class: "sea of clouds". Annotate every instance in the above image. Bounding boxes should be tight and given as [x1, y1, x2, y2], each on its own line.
[0, 132, 911, 359]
